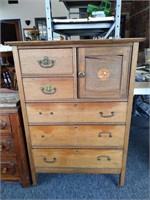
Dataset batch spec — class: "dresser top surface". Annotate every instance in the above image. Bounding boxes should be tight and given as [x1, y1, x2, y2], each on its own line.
[6, 38, 145, 47]
[0, 91, 19, 108]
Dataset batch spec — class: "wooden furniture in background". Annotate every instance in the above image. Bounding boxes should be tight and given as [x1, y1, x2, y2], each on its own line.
[8, 38, 144, 186]
[0, 89, 31, 187]
[0, 51, 17, 90]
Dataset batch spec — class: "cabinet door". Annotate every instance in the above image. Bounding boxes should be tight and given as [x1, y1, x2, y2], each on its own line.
[78, 46, 132, 99]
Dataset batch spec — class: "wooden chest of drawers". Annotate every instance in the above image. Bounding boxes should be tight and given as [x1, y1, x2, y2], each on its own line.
[0, 89, 31, 187]
[10, 38, 144, 186]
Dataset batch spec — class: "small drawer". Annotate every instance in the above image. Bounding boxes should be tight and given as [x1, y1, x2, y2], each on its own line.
[0, 157, 19, 179]
[19, 48, 73, 75]
[0, 137, 15, 154]
[33, 149, 123, 169]
[0, 115, 11, 134]
[27, 102, 127, 124]
[30, 125, 125, 148]
[23, 78, 74, 101]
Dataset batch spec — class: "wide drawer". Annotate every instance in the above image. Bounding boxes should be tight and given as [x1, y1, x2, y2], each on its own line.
[19, 48, 73, 75]
[0, 115, 11, 134]
[27, 102, 127, 123]
[0, 157, 19, 179]
[23, 77, 74, 101]
[32, 149, 123, 169]
[30, 125, 125, 148]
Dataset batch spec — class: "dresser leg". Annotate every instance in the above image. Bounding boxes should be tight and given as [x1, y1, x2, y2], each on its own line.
[31, 173, 38, 185]
[20, 178, 32, 188]
[119, 173, 125, 187]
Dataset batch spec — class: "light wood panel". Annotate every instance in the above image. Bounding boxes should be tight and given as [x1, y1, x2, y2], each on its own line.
[23, 78, 74, 100]
[19, 48, 73, 75]
[8, 39, 143, 186]
[30, 125, 125, 148]
[27, 102, 127, 123]
[33, 149, 123, 169]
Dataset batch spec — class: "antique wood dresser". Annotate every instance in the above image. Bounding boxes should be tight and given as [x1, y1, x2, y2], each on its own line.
[0, 89, 31, 187]
[8, 38, 144, 186]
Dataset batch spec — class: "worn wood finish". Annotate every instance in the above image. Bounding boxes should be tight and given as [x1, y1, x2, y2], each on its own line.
[26, 102, 127, 123]
[19, 48, 73, 75]
[32, 149, 123, 169]
[0, 106, 31, 187]
[0, 115, 11, 134]
[30, 125, 125, 148]
[119, 42, 140, 186]
[0, 157, 20, 179]
[23, 78, 74, 100]
[78, 46, 131, 98]
[6, 38, 145, 46]
[0, 136, 15, 155]
[35, 167, 121, 174]
[12, 47, 37, 184]
[9, 39, 144, 186]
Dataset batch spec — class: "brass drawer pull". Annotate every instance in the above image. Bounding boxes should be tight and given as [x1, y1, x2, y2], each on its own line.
[97, 156, 111, 161]
[41, 85, 56, 94]
[38, 56, 55, 68]
[43, 157, 56, 163]
[0, 141, 11, 151]
[0, 120, 7, 130]
[98, 132, 112, 138]
[99, 111, 115, 118]
[0, 144, 5, 151]
[2, 167, 7, 174]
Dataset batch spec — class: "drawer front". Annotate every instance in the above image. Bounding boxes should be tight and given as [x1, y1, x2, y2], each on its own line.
[0, 115, 11, 134]
[23, 78, 74, 101]
[0, 137, 15, 154]
[78, 46, 131, 99]
[19, 49, 73, 75]
[33, 149, 123, 169]
[30, 125, 125, 148]
[0, 157, 19, 179]
[27, 102, 127, 123]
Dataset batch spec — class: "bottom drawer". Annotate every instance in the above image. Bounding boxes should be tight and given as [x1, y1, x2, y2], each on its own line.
[33, 149, 123, 169]
[0, 157, 19, 179]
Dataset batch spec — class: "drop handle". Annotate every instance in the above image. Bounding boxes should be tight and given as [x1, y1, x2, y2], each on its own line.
[37, 56, 55, 68]
[98, 132, 112, 138]
[99, 111, 115, 118]
[97, 156, 111, 161]
[43, 157, 56, 163]
[41, 85, 56, 94]
[78, 72, 85, 78]
[0, 144, 5, 151]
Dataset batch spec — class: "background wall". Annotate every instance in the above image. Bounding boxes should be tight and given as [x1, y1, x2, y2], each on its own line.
[0, 0, 67, 29]
[0, 0, 149, 48]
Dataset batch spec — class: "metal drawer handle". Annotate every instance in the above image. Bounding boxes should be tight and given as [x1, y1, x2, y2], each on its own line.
[98, 132, 112, 138]
[41, 85, 56, 94]
[43, 157, 56, 163]
[2, 167, 7, 174]
[0, 120, 7, 130]
[0, 144, 5, 151]
[99, 111, 115, 118]
[97, 156, 111, 161]
[38, 56, 55, 68]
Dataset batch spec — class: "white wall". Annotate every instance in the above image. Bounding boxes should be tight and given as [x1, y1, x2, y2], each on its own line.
[0, 0, 67, 29]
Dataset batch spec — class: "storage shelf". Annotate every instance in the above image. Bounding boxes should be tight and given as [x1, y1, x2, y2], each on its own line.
[45, 0, 122, 40]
